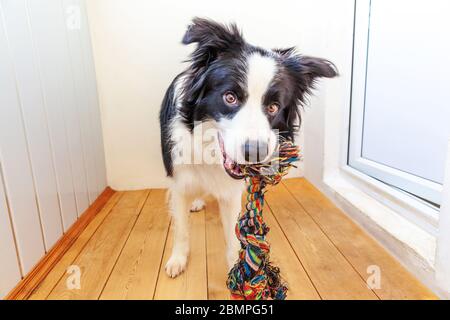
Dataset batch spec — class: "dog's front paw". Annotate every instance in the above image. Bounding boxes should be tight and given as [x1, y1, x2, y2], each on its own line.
[165, 254, 188, 278]
[190, 199, 205, 212]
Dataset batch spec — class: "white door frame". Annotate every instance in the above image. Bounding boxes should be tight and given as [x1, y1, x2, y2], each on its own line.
[436, 140, 450, 295]
[348, 0, 443, 206]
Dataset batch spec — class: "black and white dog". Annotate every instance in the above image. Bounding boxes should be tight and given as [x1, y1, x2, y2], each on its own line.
[160, 18, 337, 278]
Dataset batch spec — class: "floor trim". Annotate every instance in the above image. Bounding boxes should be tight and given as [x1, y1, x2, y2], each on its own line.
[5, 187, 116, 300]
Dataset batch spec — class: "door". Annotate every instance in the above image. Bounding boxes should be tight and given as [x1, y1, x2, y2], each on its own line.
[349, 0, 450, 206]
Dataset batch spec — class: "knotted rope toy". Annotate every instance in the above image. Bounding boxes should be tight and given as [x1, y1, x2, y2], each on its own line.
[226, 140, 299, 300]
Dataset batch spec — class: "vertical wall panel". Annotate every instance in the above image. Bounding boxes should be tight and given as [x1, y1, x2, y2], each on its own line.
[79, 0, 107, 194]
[55, 0, 90, 216]
[0, 163, 22, 298]
[0, 5, 46, 273]
[0, 0, 106, 290]
[1, 0, 63, 248]
[27, 0, 78, 230]
[63, 0, 99, 204]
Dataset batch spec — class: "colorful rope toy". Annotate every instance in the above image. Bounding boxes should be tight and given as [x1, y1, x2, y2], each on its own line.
[226, 140, 300, 300]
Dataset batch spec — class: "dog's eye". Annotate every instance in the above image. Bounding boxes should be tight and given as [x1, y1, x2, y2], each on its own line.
[223, 92, 239, 107]
[267, 103, 280, 116]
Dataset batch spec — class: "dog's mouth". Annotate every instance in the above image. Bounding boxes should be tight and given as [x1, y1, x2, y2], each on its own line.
[217, 133, 245, 180]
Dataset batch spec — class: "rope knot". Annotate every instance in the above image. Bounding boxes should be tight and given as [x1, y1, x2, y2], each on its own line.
[226, 141, 299, 300]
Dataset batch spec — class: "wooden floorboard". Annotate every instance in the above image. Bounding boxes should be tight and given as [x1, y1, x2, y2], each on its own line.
[283, 179, 437, 300]
[27, 178, 436, 300]
[100, 189, 170, 300]
[265, 183, 378, 300]
[264, 209, 321, 300]
[205, 201, 230, 300]
[46, 190, 149, 300]
[153, 209, 208, 300]
[28, 191, 124, 300]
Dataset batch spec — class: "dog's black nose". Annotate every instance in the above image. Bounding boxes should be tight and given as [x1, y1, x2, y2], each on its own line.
[243, 140, 269, 163]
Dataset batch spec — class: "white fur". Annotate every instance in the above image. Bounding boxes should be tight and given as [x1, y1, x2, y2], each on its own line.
[190, 198, 205, 212]
[218, 54, 278, 163]
[165, 162, 244, 277]
[165, 76, 244, 277]
[165, 54, 279, 277]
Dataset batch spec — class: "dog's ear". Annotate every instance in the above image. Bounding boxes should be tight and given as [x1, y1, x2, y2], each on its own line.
[276, 49, 338, 139]
[182, 18, 244, 105]
[278, 49, 338, 100]
[298, 56, 338, 85]
[183, 17, 244, 52]
[272, 47, 297, 57]
[182, 18, 244, 71]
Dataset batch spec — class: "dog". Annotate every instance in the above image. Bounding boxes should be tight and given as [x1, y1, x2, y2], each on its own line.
[160, 18, 337, 278]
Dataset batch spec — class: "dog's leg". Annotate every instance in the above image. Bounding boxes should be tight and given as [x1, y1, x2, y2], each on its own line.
[218, 194, 242, 269]
[165, 190, 191, 278]
[190, 198, 205, 212]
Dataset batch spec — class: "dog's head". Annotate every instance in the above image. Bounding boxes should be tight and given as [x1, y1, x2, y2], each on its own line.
[180, 18, 337, 178]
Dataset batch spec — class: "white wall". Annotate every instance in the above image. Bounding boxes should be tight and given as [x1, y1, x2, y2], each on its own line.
[0, 0, 106, 298]
[86, 0, 346, 190]
[302, 0, 355, 187]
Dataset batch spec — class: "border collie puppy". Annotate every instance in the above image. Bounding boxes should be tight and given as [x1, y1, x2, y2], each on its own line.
[160, 18, 337, 278]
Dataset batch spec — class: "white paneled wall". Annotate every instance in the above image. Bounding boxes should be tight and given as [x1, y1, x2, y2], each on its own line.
[0, 165, 21, 299]
[0, 0, 106, 298]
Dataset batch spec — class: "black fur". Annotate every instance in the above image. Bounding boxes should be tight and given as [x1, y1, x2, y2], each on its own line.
[159, 18, 338, 177]
[180, 18, 247, 129]
[159, 76, 179, 176]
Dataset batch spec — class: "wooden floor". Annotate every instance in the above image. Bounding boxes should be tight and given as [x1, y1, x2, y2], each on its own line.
[28, 178, 436, 300]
